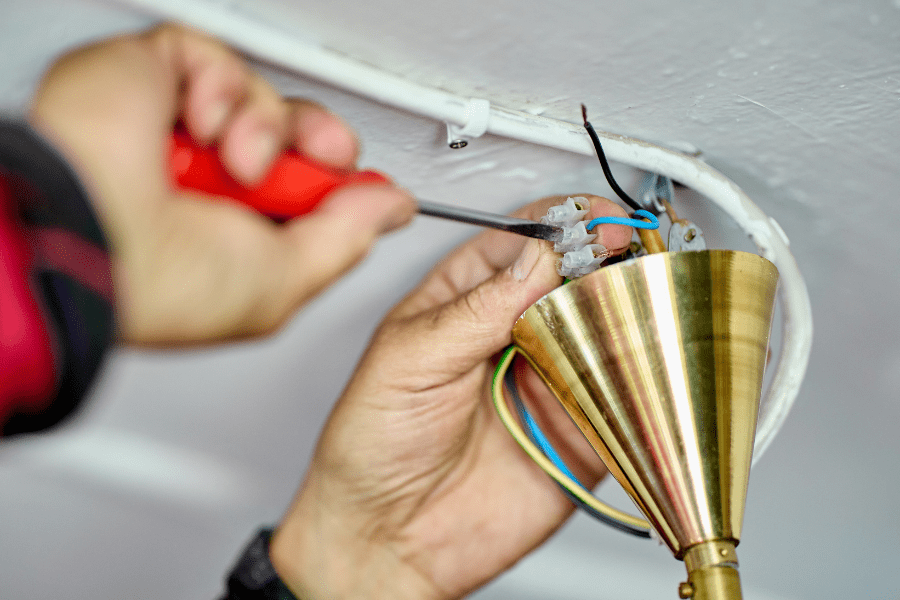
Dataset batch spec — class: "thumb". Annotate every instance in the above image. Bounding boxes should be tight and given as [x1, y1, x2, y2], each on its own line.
[397, 238, 562, 381]
[276, 184, 415, 310]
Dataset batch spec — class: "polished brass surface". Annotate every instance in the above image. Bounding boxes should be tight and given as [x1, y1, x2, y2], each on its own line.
[684, 539, 739, 572]
[682, 541, 743, 600]
[511, 250, 778, 559]
[686, 566, 741, 600]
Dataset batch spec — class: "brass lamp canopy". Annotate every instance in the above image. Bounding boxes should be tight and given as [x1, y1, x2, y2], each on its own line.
[512, 250, 778, 600]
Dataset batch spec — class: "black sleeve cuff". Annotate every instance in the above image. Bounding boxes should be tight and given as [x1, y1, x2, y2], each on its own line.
[223, 529, 300, 600]
[0, 118, 114, 436]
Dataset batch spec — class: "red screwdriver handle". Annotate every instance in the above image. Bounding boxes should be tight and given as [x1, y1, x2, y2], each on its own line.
[169, 128, 389, 220]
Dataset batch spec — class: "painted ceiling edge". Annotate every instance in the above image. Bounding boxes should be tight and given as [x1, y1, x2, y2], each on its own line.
[114, 0, 813, 463]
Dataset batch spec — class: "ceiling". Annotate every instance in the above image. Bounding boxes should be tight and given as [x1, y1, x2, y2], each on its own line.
[2, 0, 899, 598]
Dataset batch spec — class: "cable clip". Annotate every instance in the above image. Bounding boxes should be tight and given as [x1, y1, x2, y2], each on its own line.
[446, 98, 491, 149]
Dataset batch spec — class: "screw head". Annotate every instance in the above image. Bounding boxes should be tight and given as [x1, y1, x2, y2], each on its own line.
[449, 139, 468, 149]
[684, 228, 697, 242]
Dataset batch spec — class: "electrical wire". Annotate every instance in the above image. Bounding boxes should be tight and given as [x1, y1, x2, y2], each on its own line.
[586, 210, 659, 232]
[661, 197, 680, 223]
[492, 346, 652, 536]
[503, 357, 652, 538]
[581, 104, 643, 212]
[509, 371, 582, 485]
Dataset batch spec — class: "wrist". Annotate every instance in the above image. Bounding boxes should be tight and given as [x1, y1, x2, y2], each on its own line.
[224, 529, 298, 600]
[270, 477, 439, 600]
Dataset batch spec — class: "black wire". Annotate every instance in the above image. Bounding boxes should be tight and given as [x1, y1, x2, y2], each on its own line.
[503, 365, 652, 539]
[556, 486, 652, 538]
[580, 104, 643, 213]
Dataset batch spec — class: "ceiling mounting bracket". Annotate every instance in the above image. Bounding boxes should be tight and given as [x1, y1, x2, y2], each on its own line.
[446, 97, 491, 148]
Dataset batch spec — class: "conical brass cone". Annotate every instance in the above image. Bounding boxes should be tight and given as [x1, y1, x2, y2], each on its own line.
[512, 250, 778, 558]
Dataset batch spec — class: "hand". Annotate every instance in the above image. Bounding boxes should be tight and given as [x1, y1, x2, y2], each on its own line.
[271, 195, 634, 600]
[29, 24, 415, 346]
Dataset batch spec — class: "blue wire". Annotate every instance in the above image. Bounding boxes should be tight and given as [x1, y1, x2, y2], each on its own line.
[586, 209, 659, 232]
[503, 365, 651, 538]
[506, 369, 588, 491]
[516, 402, 583, 485]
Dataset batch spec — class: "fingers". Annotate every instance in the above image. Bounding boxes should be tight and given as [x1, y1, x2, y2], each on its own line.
[417, 237, 562, 373]
[371, 236, 561, 388]
[265, 184, 415, 321]
[217, 73, 289, 183]
[289, 100, 359, 169]
[156, 25, 252, 142]
[148, 24, 360, 185]
[114, 182, 414, 344]
[586, 196, 633, 254]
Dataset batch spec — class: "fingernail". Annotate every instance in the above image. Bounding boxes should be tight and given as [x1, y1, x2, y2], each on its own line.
[307, 113, 357, 167]
[204, 100, 229, 138]
[511, 239, 541, 281]
[244, 129, 278, 180]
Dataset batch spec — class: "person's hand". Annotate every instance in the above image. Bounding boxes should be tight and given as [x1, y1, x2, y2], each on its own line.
[270, 195, 633, 600]
[29, 24, 415, 345]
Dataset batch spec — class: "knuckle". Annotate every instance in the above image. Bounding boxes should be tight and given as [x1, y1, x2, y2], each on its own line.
[453, 285, 503, 339]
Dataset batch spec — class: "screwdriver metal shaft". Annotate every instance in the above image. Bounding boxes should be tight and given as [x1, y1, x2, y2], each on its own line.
[417, 200, 563, 242]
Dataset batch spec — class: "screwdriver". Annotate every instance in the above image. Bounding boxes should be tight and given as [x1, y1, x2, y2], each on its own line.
[169, 128, 563, 242]
[416, 201, 562, 242]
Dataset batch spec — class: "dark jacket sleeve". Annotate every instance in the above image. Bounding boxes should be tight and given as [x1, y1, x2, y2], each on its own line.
[0, 119, 114, 436]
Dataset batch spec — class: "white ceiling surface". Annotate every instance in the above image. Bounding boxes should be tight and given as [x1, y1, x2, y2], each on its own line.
[2, 0, 899, 598]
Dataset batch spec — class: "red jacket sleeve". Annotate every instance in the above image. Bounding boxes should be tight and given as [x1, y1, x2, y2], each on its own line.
[0, 119, 114, 436]
[0, 173, 57, 420]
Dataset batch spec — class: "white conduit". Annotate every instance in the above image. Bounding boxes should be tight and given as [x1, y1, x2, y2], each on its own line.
[117, 0, 813, 463]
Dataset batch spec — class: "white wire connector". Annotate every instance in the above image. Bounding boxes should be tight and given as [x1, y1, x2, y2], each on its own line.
[558, 244, 610, 278]
[541, 197, 589, 227]
[553, 221, 596, 253]
[542, 198, 606, 278]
